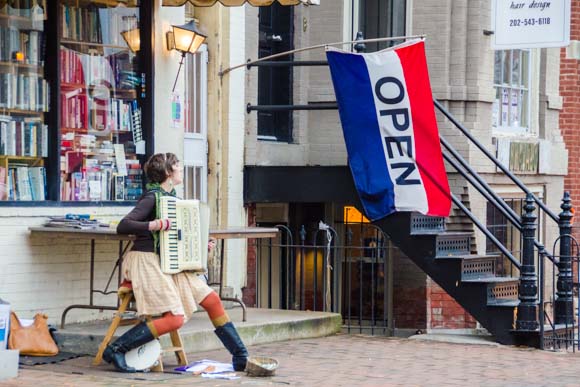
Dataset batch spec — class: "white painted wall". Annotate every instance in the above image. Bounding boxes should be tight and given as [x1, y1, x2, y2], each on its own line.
[224, 6, 247, 297]
[0, 206, 132, 325]
[155, 4, 186, 195]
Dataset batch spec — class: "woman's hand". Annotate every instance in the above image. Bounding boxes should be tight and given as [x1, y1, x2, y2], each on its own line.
[208, 237, 217, 252]
[149, 219, 172, 231]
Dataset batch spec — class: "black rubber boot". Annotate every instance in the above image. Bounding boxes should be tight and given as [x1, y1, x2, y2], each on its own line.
[102, 322, 156, 372]
[215, 322, 249, 371]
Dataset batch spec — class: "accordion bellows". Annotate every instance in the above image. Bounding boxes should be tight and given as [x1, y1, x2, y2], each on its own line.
[159, 196, 210, 274]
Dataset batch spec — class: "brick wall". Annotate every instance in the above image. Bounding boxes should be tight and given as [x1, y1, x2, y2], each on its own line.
[392, 250, 427, 329]
[561, 1, 580, 240]
[243, 203, 257, 306]
[427, 279, 477, 330]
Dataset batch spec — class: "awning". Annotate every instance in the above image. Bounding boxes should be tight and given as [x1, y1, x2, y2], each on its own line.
[162, 0, 319, 6]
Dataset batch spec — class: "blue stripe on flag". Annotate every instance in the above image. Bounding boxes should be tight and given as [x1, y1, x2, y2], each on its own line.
[326, 50, 395, 220]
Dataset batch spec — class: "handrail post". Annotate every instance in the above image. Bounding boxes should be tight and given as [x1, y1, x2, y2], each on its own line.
[555, 192, 574, 324]
[516, 194, 539, 331]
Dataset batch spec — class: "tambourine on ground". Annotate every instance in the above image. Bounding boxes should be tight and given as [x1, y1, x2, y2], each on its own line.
[124, 340, 162, 371]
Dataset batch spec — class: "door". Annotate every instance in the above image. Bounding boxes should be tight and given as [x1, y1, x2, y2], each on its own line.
[258, 3, 294, 142]
[183, 45, 208, 202]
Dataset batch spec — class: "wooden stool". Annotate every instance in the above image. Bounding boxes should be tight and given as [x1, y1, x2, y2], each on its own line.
[93, 287, 188, 372]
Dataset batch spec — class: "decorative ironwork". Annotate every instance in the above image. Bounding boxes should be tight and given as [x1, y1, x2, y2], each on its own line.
[255, 221, 393, 336]
[555, 192, 574, 325]
[516, 194, 539, 331]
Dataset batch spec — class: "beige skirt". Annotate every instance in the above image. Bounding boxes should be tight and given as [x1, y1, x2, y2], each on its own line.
[121, 251, 213, 321]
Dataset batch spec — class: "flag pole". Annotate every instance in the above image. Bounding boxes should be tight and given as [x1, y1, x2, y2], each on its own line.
[218, 34, 426, 77]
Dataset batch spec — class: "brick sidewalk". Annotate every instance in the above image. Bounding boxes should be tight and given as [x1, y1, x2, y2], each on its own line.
[3, 334, 580, 386]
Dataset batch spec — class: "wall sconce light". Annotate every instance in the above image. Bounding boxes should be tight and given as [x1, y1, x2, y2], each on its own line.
[121, 28, 141, 53]
[166, 20, 207, 91]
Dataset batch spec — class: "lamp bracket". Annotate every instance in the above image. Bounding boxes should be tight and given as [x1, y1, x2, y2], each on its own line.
[166, 31, 175, 51]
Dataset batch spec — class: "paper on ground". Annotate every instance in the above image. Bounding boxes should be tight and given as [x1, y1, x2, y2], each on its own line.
[175, 359, 234, 374]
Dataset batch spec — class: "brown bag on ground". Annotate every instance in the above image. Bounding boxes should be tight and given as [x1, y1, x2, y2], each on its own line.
[8, 312, 59, 356]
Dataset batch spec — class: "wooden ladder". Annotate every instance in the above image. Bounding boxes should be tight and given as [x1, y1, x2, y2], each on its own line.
[93, 289, 188, 371]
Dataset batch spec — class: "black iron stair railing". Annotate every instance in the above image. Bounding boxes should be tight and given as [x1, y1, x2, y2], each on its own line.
[433, 99, 559, 224]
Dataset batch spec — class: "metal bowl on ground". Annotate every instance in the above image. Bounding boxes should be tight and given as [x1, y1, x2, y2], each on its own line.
[245, 356, 279, 377]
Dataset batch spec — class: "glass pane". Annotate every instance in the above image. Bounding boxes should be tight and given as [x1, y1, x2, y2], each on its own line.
[502, 50, 511, 85]
[521, 90, 529, 128]
[59, 0, 143, 201]
[195, 53, 202, 134]
[494, 51, 502, 84]
[501, 88, 509, 126]
[510, 89, 519, 127]
[512, 50, 520, 86]
[195, 166, 201, 200]
[492, 88, 501, 127]
[185, 165, 193, 199]
[0, 1, 49, 201]
[185, 55, 194, 134]
[521, 50, 529, 87]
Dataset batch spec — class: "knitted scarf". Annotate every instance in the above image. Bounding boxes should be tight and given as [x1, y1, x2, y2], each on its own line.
[146, 183, 176, 254]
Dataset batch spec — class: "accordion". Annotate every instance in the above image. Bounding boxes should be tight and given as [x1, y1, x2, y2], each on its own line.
[159, 196, 210, 274]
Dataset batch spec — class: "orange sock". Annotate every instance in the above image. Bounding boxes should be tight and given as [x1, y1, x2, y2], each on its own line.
[200, 292, 230, 327]
[152, 312, 184, 337]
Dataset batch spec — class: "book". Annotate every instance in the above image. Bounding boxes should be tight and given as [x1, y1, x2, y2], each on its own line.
[28, 167, 45, 201]
[0, 166, 6, 200]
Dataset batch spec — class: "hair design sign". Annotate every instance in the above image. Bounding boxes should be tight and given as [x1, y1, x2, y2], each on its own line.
[491, 0, 570, 49]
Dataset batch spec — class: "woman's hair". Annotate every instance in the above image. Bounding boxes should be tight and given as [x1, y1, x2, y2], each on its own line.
[144, 152, 179, 184]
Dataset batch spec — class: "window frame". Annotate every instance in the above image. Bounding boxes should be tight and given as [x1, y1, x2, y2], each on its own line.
[492, 49, 534, 137]
[183, 45, 208, 203]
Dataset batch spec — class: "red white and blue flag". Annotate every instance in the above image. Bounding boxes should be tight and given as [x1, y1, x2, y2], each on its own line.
[326, 40, 451, 221]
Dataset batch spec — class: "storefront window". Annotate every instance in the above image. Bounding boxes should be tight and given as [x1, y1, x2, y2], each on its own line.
[0, 1, 49, 200]
[493, 49, 531, 135]
[59, 0, 143, 201]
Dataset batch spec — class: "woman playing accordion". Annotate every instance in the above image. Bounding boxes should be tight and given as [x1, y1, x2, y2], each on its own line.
[104, 152, 249, 373]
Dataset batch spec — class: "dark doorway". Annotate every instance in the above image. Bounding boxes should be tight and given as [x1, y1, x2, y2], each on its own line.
[258, 3, 294, 142]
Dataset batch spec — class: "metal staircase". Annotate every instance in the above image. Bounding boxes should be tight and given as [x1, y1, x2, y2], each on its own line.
[373, 212, 522, 345]
[366, 101, 576, 349]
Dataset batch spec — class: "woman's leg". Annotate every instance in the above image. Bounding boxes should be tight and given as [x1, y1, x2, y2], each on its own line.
[102, 320, 158, 372]
[199, 291, 230, 327]
[199, 291, 249, 371]
[152, 312, 185, 336]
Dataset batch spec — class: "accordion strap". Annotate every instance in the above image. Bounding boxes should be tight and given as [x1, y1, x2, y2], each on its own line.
[145, 184, 177, 255]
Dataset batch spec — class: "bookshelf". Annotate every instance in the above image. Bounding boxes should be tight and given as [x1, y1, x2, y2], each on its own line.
[0, 1, 49, 201]
[59, 0, 144, 202]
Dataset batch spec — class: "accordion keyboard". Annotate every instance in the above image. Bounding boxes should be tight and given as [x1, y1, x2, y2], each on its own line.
[159, 196, 209, 274]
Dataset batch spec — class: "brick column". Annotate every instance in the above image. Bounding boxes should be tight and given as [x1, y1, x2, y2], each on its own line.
[242, 203, 257, 306]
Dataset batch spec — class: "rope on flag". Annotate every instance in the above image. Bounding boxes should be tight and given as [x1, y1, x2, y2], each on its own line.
[326, 39, 451, 221]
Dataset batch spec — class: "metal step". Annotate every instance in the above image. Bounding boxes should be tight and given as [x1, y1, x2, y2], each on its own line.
[410, 213, 446, 235]
[460, 255, 499, 281]
[435, 232, 471, 257]
[485, 278, 519, 306]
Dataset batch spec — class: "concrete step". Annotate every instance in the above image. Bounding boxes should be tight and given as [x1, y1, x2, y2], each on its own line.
[54, 307, 342, 357]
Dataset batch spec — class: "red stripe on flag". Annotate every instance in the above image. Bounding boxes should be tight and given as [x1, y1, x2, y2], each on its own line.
[395, 41, 451, 216]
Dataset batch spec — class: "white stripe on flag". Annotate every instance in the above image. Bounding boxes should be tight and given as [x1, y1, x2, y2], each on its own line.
[363, 50, 428, 213]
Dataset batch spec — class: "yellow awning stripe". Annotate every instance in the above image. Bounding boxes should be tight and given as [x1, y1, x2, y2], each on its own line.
[162, 0, 314, 6]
